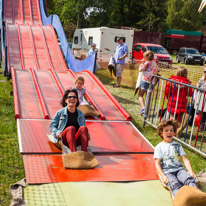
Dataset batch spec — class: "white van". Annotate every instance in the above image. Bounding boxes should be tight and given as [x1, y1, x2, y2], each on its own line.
[72, 27, 134, 64]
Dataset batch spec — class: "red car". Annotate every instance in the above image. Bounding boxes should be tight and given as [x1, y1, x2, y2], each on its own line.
[132, 43, 173, 67]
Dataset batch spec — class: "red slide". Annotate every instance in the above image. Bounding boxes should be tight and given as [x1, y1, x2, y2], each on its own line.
[5, 0, 157, 187]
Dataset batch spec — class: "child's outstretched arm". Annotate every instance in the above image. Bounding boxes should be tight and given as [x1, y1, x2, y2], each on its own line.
[155, 159, 169, 184]
[181, 155, 196, 179]
[84, 94, 91, 104]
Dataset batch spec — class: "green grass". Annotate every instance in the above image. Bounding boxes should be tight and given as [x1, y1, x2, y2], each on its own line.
[0, 62, 206, 205]
[0, 69, 25, 206]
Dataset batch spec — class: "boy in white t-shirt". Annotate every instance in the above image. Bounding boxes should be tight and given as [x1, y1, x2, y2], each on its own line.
[154, 119, 197, 198]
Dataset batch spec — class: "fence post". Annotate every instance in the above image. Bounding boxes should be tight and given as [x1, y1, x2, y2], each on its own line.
[143, 78, 154, 127]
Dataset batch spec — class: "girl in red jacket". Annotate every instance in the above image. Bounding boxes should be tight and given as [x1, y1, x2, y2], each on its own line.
[164, 67, 193, 136]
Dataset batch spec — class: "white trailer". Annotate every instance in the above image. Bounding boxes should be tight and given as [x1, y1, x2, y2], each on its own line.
[72, 27, 134, 64]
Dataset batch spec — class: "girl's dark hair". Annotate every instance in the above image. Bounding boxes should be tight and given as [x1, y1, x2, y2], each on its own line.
[60, 89, 80, 107]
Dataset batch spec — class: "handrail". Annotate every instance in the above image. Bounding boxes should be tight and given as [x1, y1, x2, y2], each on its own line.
[11, 67, 20, 119]
[28, 24, 39, 70]
[28, 0, 33, 24]
[84, 70, 131, 121]
[29, 68, 49, 119]
[48, 68, 65, 96]
[67, 69, 106, 120]
[16, 22, 25, 69]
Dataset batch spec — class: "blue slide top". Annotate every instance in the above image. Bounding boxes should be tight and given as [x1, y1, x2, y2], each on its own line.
[39, 0, 96, 73]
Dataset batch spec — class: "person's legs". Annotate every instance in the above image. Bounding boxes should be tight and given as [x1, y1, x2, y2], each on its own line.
[176, 113, 189, 137]
[165, 171, 183, 197]
[117, 77, 122, 86]
[114, 64, 123, 87]
[75, 126, 89, 152]
[177, 168, 197, 188]
[138, 89, 147, 109]
[188, 102, 195, 126]
[200, 112, 206, 130]
[62, 126, 76, 152]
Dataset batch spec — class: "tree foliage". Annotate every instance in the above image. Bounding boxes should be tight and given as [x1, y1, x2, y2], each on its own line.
[167, 0, 204, 31]
[46, 0, 206, 40]
[137, 0, 168, 32]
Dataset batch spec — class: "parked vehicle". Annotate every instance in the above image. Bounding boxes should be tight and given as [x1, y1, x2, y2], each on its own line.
[72, 27, 134, 63]
[132, 43, 173, 67]
[166, 29, 206, 54]
[176, 47, 205, 65]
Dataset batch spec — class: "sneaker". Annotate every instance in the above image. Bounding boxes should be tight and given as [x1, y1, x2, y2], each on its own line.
[139, 108, 145, 115]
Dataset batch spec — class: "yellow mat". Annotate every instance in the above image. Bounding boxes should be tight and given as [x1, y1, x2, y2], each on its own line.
[24, 180, 172, 206]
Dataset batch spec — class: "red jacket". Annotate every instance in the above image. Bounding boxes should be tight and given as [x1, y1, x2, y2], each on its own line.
[165, 75, 193, 114]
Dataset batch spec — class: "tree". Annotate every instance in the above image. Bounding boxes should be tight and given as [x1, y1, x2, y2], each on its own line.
[167, 0, 204, 31]
[137, 0, 168, 32]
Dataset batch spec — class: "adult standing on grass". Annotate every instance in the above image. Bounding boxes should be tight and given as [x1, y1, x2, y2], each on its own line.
[88, 43, 100, 72]
[88, 43, 96, 56]
[113, 37, 128, 88]
[49, 89, 89, 152]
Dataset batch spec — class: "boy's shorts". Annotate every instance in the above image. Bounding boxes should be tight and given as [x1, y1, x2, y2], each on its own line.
[140, 80, 154, 91]
[115, 64, 124, 77]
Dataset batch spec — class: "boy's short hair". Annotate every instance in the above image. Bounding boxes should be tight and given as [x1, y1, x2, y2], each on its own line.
[75, 76, 85, 84]
[157, 119, 178, 138]
[143, 51, 154, 61]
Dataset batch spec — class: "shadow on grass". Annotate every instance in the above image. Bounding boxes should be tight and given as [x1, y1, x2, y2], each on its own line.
[113, 94, 137, 105]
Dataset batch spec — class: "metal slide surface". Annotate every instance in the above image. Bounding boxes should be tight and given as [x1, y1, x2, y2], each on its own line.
[4, 0, 41, 24]
[17, 119, 154, 154]
[23, 154, 157, 184]
[7, 24, 67, 72]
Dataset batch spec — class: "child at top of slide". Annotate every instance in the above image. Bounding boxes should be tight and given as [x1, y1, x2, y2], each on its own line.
[73, 76, 91, 106]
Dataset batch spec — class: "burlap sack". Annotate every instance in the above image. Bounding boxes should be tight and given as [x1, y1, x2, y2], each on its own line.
[197, 172, 206, 192]
[62, 151, 99, 169]
[78, 105, 100, 117]
[173, 186, 206, 206]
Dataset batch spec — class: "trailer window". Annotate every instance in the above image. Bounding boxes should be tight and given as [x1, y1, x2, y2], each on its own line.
[88, 37, 93, 45]
[114, 37, 126, 43]
[74, 36, 78, 44]
[133, 45, 141, 52]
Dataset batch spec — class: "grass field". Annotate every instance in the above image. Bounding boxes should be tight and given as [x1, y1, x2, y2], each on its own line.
[0, 60, 206, 205]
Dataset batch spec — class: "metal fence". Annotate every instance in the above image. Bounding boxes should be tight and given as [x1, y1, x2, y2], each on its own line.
[143, 75, 206, 158]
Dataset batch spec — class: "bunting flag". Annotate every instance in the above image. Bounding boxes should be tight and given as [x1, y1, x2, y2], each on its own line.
[198, 0, 206, 13]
